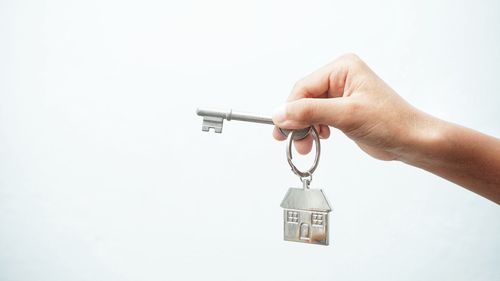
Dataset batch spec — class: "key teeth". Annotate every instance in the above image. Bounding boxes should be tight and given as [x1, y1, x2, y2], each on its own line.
[202, 125, 222, 133]
[202, 117, 224, 134]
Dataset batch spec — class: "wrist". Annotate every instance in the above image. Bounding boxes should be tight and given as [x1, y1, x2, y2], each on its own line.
[394, 109, 448, 168]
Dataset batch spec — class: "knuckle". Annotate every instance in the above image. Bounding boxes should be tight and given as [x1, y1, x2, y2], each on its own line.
[341, 53, 360, 62]
[292, 79, 308, 94]
[338, 53, 364, 68]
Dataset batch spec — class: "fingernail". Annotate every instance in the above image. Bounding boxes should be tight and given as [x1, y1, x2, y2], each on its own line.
[272, 104, 287, 124]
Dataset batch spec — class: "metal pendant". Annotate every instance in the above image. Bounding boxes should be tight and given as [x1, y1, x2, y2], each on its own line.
[281, 127, 332, 246]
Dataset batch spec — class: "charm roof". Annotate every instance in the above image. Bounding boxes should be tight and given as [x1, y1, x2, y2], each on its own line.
[280, 188, 332, 211]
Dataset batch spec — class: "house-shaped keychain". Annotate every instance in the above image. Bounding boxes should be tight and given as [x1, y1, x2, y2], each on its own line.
[280, 187, 332, 245]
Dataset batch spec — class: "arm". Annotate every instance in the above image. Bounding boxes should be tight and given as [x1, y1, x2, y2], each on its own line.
[272, 54, 500, 204]
[402, 116, 500, 202]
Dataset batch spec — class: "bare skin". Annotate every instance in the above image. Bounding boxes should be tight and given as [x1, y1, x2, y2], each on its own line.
[272, 54, 500, 204]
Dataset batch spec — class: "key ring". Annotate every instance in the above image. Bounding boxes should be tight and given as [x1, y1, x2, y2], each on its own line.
[286, 126, 321, 179]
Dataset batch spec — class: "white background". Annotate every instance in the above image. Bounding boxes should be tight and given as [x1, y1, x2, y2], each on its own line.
[1, 0, 499, 280]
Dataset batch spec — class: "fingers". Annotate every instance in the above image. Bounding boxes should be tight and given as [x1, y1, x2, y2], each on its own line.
[294, 125, 329, 154]
[272, 124, 330, 141]
[272, 54, 367, 154]
[272, 126, 287, 141]
[319, 124, 330, 139]
[273, 98, 350, 129]
[273, 124, 331, 155]
[294, 134, 313, 154]
[288, 53, 363, 102]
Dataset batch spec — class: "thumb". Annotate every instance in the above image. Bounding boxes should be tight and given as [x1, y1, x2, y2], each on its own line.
[272, 98, 349, 129]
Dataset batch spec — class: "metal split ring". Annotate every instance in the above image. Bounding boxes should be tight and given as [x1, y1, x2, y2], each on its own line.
[286, 126, 321, 178]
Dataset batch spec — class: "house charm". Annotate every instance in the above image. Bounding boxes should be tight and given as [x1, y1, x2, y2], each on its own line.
[280, 187, 332, 245]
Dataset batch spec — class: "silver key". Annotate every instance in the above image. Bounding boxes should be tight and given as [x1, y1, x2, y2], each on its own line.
[196, 107, 310, 140]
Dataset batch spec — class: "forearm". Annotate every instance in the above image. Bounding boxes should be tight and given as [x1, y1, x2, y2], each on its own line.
[399, 112, 500, 204]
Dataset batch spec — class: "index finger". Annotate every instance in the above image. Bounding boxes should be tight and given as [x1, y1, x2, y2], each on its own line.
[287, 54, 357, 102]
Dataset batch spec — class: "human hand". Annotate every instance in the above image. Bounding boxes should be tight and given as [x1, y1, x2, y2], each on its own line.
[272, 54, 431, 161]
[272, 54, 500, 203]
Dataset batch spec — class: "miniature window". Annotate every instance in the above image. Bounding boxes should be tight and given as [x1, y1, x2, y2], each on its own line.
[312, 213, 324, 226]
[287, 211, 299, 223]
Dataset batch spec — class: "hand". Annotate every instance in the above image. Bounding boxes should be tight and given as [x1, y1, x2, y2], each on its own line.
[272, 53, 429, 161]
[272, 54, 500, 204]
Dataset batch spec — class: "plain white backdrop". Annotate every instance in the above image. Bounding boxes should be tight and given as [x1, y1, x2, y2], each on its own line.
[1, 0, 499, 280]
